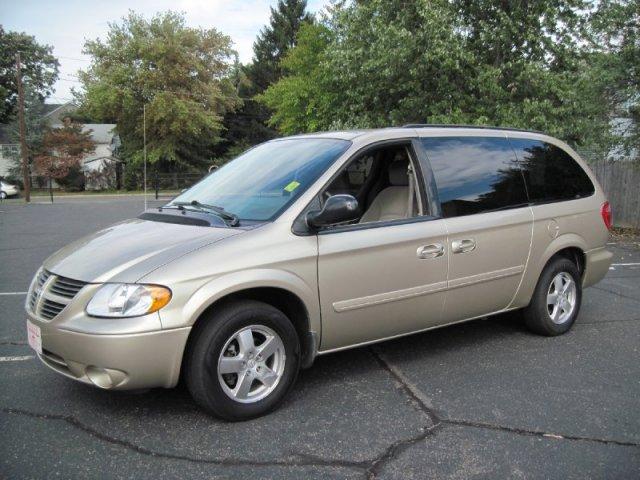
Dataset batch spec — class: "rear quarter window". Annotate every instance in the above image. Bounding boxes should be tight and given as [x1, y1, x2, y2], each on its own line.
[509, 139, 594, 203]
[421, 136, 528, 218]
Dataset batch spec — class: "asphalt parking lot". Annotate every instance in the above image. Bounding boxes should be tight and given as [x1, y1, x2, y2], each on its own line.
[1, 196, 639, 479]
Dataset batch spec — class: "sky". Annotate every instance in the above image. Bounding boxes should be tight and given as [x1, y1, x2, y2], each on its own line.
[1, 0, 328, 103]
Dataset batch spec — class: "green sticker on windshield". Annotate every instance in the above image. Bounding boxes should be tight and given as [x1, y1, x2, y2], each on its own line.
[284, 180, 301, 192]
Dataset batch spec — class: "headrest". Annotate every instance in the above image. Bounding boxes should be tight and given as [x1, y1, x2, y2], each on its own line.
[388, 160, 409, 186]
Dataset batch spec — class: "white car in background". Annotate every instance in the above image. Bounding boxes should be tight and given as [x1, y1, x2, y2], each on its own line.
[0, 179, 19, 199]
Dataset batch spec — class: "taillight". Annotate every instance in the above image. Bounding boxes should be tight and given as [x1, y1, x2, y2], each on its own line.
[601, 201, 612, 230]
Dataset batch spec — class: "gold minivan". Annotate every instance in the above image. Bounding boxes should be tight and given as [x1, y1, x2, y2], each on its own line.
[25, 126, 613, 420]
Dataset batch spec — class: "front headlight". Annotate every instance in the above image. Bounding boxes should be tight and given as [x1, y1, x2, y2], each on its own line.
[86, 284, 172, 318]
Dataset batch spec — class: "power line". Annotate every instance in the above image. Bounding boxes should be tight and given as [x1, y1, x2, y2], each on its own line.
[48, 96, 76, 102]
[57, 55, 91, 62]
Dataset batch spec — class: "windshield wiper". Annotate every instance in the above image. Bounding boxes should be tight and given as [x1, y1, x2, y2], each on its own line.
[173, 200, 240, 227]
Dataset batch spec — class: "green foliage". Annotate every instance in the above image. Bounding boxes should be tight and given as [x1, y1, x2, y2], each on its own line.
[55, 165, 85, 191]
[249, 0, 312, 92]
[0, 26, 59, 124]
[221, 0, 312, 155]
[587, 0, 639, 157]
[4, 85, 51, 179]
[260, 0, 617, 148]
[258, 22, 335, 134]
[76, 11, 241, 171]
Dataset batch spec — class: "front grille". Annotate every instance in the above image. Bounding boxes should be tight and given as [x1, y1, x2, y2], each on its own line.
[29, 270, 50, 310]
[40, 299, 67, 320]
[27, 269, 89, 321]
[50, 276, 87, 299]
[36, 269, 50, 287]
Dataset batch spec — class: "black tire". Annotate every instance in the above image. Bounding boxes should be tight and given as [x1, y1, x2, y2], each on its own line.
[523, 257, 582, 336]
[184, 300, 300, 421]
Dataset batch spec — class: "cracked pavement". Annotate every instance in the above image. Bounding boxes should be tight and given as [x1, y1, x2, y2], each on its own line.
[1, 196, 639, 479]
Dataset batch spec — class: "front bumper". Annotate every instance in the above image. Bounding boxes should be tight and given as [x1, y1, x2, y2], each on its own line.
[25, 279, 192, 390]
[33, 323, 191, 390]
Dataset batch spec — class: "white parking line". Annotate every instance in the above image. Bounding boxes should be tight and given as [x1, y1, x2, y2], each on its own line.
[0, 292, 27, 296]
[0, 356, 34, 362]
[611, 263, 640, 267]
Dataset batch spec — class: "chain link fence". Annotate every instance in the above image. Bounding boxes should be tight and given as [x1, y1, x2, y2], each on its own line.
[149, 172, 206, 199]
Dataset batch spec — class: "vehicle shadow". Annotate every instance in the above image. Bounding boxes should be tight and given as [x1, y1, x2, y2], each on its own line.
[63, 311, 532, 421]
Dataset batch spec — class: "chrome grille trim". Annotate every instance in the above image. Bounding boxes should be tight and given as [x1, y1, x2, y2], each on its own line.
[27, 269, 89, 321]
[40, 299, 66, 320]
[50, 275, 87, 299]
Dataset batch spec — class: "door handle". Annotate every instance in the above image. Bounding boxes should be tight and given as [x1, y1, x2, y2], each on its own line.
[451, 238, 476, 254]
[417, 243, 445, 259]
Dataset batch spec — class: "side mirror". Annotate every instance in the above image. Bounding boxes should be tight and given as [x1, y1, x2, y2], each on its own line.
[306, 194, 360, 229]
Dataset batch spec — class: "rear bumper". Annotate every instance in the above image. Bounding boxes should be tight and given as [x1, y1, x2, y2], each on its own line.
[583, 247, 613, 288]
[33, 321, 191, 390]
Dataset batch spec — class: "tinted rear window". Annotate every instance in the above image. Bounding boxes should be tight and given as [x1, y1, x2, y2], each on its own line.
[509, 139, 594, 203]
[421, 137, 528, 218]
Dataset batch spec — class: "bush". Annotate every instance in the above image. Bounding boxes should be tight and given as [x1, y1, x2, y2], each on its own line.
[55, 165, 85, 191]
[123, 163, 141, 190]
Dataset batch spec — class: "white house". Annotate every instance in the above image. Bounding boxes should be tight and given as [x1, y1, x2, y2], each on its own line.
[0, 100, 122, 189]
[51, 123, 122, 190]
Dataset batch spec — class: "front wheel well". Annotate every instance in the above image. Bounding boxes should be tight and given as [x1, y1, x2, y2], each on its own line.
[188, 287, 314, 368]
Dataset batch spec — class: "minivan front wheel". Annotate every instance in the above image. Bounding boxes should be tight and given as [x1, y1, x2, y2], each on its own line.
[185, 300, 300, 421]
[524, 257, 582, 336]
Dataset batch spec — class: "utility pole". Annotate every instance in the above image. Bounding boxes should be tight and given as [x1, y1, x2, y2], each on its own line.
[16, 53, 31, 203]
[143, 103, 147, 211]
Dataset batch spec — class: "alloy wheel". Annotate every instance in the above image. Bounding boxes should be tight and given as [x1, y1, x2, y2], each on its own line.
[546, 272, 577, 324]
[217, 325, 286, 403]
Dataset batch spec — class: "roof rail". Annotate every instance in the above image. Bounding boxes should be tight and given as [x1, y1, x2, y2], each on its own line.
[401, 123, 544, 134]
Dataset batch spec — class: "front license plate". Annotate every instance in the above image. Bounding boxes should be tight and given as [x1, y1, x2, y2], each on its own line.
[27, 320, 42, 355]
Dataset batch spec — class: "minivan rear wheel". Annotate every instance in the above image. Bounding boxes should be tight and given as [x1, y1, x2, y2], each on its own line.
[523, 257, 582, 336]
[184, 300, 300, 421]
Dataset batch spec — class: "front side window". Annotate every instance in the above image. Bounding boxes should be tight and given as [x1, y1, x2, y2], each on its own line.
[319, 143, 424, 226]
[421, 137, 528, 218]
[168, 138, 351, 221]
[509, 139, 595, 203]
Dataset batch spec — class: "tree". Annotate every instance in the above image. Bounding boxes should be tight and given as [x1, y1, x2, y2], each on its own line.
[249, 0, 312, 93]
[34, 121, 95, 201]
[451, 0, 607, 145]
[258, 22, 336, 134]
[0, 26, 59, 124]
[76, 11, 240, 171]
[587, 0, 639, 158]
[260, 0, 612, 148]
[220, 0, 312, 155]
[4, 84, 50, 182]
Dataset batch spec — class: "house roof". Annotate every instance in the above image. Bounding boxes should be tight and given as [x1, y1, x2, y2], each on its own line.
[82, 124, 117, 144]
[50, 123, 117, 144]
[43, 101, 77, 122]
[43, 103, 64, 115]
[83, 155, 122, 165]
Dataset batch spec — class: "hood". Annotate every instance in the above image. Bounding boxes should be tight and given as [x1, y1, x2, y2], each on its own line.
[44, 218, 243, 283]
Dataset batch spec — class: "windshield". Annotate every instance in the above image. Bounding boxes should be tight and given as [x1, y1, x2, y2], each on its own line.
[167, 138, 351, 222]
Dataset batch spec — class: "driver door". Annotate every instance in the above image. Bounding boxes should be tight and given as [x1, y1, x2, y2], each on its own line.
[316, 141, 449, 351]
